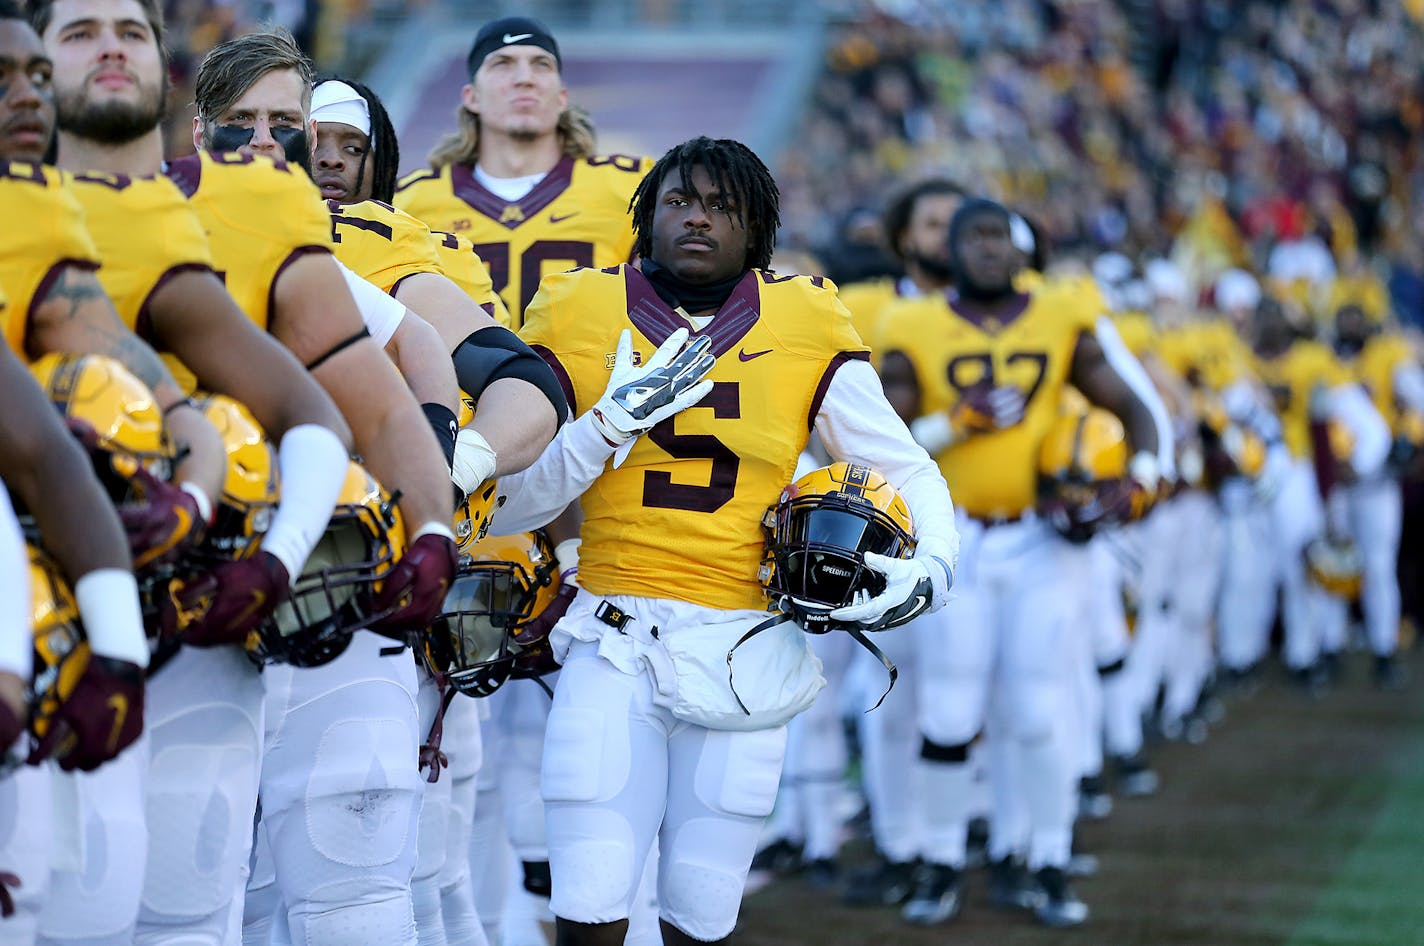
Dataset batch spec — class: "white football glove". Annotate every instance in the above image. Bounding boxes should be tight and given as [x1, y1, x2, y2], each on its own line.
[828, 552, 952, 631]
[590, 328, 716, 466]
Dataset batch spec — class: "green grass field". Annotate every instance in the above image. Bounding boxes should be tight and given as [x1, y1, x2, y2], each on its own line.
[735, 652, 1424, 946]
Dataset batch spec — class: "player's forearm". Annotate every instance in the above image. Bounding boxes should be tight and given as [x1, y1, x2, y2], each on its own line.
[158, 399, 225, 510]
[357, 396, 455, 531]
[386, 312, 460, 413]
[470, 377, 558, 475]
[491, 415, 615, 535]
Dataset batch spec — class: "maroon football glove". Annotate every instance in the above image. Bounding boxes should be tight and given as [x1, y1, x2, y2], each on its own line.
[368, 532, 458, 638]
[29, 655, 144, 772]
[160, 551, 290, 648]
[0, 871, 19, 918]
[511, 582, 576, 679]
[119, 466, 206, 571]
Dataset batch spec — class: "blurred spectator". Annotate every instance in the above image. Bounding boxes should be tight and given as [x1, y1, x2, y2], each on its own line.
[780, 0, 1424, 319]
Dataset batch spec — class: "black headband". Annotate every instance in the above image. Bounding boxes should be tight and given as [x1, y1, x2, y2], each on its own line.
[467, 16, 561, 76]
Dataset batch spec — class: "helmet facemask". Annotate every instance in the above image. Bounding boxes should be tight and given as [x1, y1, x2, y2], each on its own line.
[428, 553, 550, 696]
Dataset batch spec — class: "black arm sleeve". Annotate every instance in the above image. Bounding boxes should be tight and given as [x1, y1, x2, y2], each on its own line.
[451, 326, 570, 427]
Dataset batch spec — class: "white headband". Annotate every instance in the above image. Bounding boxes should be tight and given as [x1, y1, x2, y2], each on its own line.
[310, 81, 372, 146]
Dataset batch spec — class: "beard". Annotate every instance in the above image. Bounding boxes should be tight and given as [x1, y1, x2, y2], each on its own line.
[909, 249, 954, 282]
[56, 77, 165, 146]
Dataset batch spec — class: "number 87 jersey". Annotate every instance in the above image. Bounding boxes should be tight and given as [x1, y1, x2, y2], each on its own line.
[520, 264, 868, 613]
[875, 281, 1101, 522]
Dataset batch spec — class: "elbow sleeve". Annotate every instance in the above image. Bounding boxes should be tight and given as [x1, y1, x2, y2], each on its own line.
[451, 327, 570, 427]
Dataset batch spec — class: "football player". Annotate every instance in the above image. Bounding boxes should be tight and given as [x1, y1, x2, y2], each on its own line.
[838, 177, 964, 345]
[396, 16, 651, 329]
[397, 18, 645, 935]
[1333, 302, 1422, 686]
[509, 136, 958, 946]
[308, 73, 564, 501]
[877, 199, 1168, 927]
[1248, 297, 1389, 689]
[1332, 306, 1424, 683]
[0, 287, 151, 941]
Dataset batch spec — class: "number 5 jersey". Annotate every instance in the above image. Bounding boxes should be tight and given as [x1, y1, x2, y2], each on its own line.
[519, 264, 869, 612]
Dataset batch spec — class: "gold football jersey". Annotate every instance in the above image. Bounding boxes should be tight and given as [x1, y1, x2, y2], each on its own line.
[876, 283, 1100, 520]
[64, 171, 214, 344]
[836, 277, 900, 351]
[521, 265, 866, 612]
[396, 154, 652, 327]
[429, 228, 510, 324]
[1253, 339, 1351, 458]
[327, 198, 441, 294]
[1352, 333, 1416, 431]
[1111, 310, 1156, 358]
[0, 162, 102, 360]
[1157, 318, 1254, 392]
[166, 151, 333, 333]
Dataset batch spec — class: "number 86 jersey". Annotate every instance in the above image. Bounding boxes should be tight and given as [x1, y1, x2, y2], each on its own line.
[520, 264, 868, 612]
[875, 282, 1100, 522]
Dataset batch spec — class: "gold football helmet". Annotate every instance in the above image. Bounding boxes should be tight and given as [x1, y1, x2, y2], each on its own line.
[249, 461, 405, 668]
[29, 352, 172, 495]
[424, 530, 558, 696]
[7, 544, 91, 772]
[760, 462, 916, 632]
[454, 478, 500, 554]
[191, 394, 279, 563]
[1304, 535, 1363, 601]
[1037, 406, 1131, 542]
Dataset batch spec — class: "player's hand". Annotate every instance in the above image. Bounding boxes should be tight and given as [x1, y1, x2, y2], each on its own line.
[511, 581, 577, 678]
[590, 328, 715, 446]
[119, 466, 207, 571]
[949, 380, 1025, 439]
[369, 528, 458, 638]
[30, 655, 144, 772]
[161, 551, 290, 648]
[1125, 452, 1161, 520]
[829, 553, 938, 631]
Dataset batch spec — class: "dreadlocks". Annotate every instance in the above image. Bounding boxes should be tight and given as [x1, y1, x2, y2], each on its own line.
[630, 136, 780, 272]
[313, 74, 401, 204]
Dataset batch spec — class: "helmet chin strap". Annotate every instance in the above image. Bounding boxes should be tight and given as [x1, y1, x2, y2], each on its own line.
[725, 605, 898, 716]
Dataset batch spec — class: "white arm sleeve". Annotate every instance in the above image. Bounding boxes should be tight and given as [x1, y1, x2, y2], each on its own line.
[337, 261, 407, 348]
[1222, 379, 1284, 443]
[1394, 361, 1424, 414]
[1327, 383, 1392, 477]
[489, 412, 616, 535]
[260, 424, 351, 580]
[1095, 317, 1177, 480]
[0, 482, 31, 679]
[813, 358, 959, 601]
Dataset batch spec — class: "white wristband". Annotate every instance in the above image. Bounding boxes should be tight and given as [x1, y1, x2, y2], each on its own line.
[553, 537, 581, 583]
[262, 425, 350, 581]
[1129, 451, 1161, 491]
[180, 481, 215, 527]
[74, 568, 149, 667]
[453, 427, 498, 496]
[414, 521, 457, 543]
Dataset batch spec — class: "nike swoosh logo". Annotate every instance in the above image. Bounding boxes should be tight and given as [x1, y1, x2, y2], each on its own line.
[738, 348, 772, 362]
[549, 212, 579, 224]
[503, 32, 533, 43]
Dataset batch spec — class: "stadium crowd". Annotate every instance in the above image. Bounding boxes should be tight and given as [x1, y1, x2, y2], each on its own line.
[0, 0, 1420, 944]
